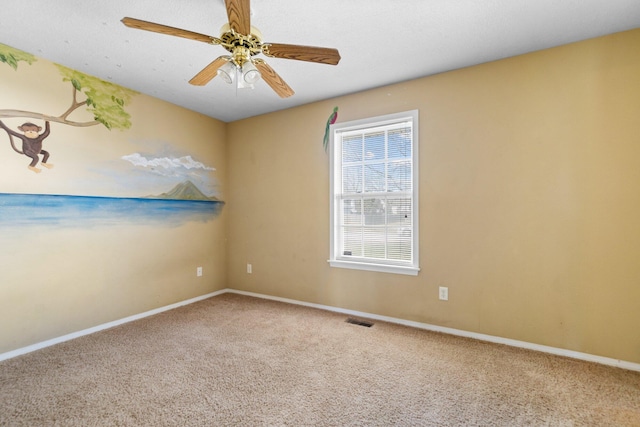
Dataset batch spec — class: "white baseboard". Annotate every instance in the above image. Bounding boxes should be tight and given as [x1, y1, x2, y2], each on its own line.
[0, 289, 226, 362]
[3, 287, 639, 373]
[226, 289, 640, 373]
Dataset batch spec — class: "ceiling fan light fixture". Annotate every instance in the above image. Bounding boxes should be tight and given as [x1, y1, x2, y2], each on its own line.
[236, 79, 255, 90]
[217, 61, 236, 84]
[242, 61, 261, 84]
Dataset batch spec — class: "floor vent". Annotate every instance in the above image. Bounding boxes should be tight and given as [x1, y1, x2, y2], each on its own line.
[346, 318, 374, 328]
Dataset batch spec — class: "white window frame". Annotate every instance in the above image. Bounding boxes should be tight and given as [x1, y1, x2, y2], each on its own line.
[329, 110, 419, 276]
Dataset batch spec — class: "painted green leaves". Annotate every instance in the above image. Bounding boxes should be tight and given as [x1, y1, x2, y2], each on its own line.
[0, 43, 36, 70]
[57, 65, 137, 130]
[1, 43, 136, 131]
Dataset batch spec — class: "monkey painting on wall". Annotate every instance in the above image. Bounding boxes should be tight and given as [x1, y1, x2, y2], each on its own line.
[0, 119, 53, 173]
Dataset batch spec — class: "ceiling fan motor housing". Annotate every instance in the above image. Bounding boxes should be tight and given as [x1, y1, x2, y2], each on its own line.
[219, 24, 263, 66]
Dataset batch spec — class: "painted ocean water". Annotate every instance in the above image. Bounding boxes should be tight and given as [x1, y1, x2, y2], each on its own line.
[0, 193, 224, 228]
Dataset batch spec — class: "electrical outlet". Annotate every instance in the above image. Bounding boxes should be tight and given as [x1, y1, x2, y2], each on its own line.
[439, 286, 448, 301]
[197, 267, 203, 277]
[247, 263, 252, 274]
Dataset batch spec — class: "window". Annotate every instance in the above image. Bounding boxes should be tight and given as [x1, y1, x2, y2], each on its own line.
[329, 110, 419, 276]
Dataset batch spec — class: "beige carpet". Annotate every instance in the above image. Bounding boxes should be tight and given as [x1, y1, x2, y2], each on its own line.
[1, 293, 639, 426]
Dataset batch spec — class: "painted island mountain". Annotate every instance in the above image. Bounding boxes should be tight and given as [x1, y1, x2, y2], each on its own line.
[146, 181, 221, 202]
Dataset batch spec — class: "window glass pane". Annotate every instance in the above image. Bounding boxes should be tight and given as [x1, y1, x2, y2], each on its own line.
[343, 227, 362, 257]
[387, 229, 412, 261]
[364, 164, 385, 192]
[342, 165, 362, 193]
[341, 198, 362, 225]
[363, 227, 386, 259]
[364, 131, 385, 161]
[387, 198, 411, 226]
[387, 160, 411, 192]
[342, 135, 362, 162]
[363, 198, 385, 225]
[388, 127, 412, 159]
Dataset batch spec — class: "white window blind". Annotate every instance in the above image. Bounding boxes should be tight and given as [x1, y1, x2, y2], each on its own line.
[330, 110, 419, 276]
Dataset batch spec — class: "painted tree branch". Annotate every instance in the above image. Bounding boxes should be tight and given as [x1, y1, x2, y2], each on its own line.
[0, 109, 99, 127]
[0, 86, 99, 127]
[59, 84, 91, 121]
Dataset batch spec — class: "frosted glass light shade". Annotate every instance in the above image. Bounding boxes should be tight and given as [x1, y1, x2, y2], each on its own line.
[217, 61, 236, 84]
[242, 62, 261, 84]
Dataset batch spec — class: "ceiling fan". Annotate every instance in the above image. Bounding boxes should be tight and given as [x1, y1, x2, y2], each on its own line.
[121, 0, 341, 98]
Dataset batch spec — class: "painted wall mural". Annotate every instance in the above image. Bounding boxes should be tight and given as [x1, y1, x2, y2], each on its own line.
[0, 43, 224, 228]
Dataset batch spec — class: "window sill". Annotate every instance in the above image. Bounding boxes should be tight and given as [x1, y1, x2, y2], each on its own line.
[328, 259, 420, 276]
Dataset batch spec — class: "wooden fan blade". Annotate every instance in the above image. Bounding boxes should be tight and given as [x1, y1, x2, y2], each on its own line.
[121, 17, 216, 44]
[225, 0, 251, 35]
[189, 56, 230, 86]
[262, 43, 341, 65]
[254, 60, 294, 98]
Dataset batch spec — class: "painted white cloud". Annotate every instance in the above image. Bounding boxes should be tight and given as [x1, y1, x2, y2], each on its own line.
[122, 153, 215, 171]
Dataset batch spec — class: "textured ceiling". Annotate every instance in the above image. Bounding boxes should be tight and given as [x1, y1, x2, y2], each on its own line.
[1, 0, 639, 122]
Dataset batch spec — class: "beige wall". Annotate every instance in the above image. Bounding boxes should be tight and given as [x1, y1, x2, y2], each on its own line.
[0, 57, 227, 354]
[227, 29, 640, 363]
